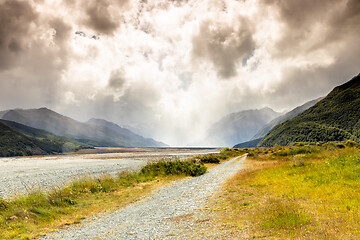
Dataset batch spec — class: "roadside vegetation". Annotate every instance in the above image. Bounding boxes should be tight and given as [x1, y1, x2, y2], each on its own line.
[0, 150, 242, 239]
[191, 148, 244, 164]
[214, 141, 360, 239]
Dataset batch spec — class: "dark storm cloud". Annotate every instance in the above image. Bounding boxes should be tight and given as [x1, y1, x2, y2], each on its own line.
[50, 18, 72, 45]
[0, 0, 38, 70]
[0, 0, 73, 110]
[82, 0, 129, 35]
[108, 69, 126, 90]
[191, 17, 255, 79]
[263, 0, 360, 56]
[330, 0, 360, 34]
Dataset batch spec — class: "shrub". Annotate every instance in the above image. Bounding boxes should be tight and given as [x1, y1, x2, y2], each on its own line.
[140, 160, 207, 177]
[191, 148, 241, 164]
[197, 154, 220, 164]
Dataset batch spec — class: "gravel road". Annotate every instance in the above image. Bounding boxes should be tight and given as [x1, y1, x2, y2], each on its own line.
[41, 155, 246, 240]
[0, 148, 217, 199]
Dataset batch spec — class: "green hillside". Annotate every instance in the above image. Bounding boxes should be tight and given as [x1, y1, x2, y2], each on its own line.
[0, 120, 91, 157]
[251, 98, 321, 140]
[0, 119, 91, 152]
[0, 122, 48, 157]
[233, 138, 262, 148]
[259, 74, 360, 147]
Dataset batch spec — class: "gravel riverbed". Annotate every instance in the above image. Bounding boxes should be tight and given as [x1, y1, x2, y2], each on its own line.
[41, 155, 246, 240]
[0, 148, 217, 199]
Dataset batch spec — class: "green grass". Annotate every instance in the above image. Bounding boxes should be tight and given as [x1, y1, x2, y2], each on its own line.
[262, 199, 310, 229]
[0, 158, 208, 239]
[191, 148, 243, 164]
[214, 144, 360, 239]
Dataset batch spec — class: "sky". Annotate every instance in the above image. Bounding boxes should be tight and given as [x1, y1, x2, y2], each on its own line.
[0, 0, 359, 146]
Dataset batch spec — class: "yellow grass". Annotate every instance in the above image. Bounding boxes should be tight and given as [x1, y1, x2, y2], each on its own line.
[1, 176, 182, 240]
[210, 147, 360, 239]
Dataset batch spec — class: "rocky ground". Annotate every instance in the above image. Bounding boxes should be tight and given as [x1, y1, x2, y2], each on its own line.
[0, 148, 217, 199]
[40, 155, 246, 240]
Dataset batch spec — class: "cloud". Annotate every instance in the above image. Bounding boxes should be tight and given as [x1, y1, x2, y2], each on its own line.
[78, 0, 129, 35]
[191, 16, 255, 79]
[84, 1, 119, 35]
[0, 0, 38, 70]
[262, 0, 360, 57]
[0, 0, 73, 109]
[0, 0, 359, 146]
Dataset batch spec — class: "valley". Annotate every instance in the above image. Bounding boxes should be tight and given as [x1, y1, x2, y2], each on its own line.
[1, 0, 359, 238]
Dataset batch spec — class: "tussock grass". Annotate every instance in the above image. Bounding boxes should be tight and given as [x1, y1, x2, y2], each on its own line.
[214, 144, 360, 239]
[0, 158, 207, 239]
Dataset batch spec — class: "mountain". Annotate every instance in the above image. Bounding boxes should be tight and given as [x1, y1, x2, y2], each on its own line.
[259, 74, 360, 147]
[205, 107, 281, 147]
[0, 121, 85, 157]
[0, 110, 7, 118]
[0, 119, 90, 152]
[251, 98, 322, 140]
[0, 121, 46, 156]
[233, 138, 262, 148]
[87, 118, 167, 147]
[1, 108, 166, 148]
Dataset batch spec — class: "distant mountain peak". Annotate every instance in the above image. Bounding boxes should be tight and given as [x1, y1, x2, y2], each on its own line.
[38, 107, 51, 112]
[204, 107, 281, 147]
[1, 108, 167, 148]
[249, 97, 322, 141]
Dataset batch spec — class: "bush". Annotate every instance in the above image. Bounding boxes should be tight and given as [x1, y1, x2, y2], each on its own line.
[191, 148, 241, 164]
[140, 160, 207, 177]
[274, 147, 316, 156]
[196, 154, 221, 164]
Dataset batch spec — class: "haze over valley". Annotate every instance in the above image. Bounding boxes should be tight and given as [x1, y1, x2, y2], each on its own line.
[1, 0, 359, 147]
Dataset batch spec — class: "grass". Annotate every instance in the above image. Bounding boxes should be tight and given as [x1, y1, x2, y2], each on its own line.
[191, 148, 244, 164]
[0, 158, 208, 239]
[211, 143, 360, 239]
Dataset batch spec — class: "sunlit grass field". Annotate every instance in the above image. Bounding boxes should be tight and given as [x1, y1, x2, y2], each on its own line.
[216, 142, 360, 239]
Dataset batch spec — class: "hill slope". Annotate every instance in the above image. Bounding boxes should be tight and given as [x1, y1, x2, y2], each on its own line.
[259, 74, 360, 147]
[0, 119, 90, 152]
[205, 107, 281, 147]
[1, 108, 166, 147]
[0, 121, 70, 157]
[251, 98, 322, 140]
[233, 138, 262, 148]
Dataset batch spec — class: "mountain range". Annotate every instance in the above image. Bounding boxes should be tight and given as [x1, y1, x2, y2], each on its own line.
[251, 98, 322, 140]
[0, 108, 167, 157]
[1, 73, 359, 156]
[232, 98, 319, 148]
[204, 107, 281, 147]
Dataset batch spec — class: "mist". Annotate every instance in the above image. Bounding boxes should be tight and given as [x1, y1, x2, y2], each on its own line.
[0, 0, 359, 146]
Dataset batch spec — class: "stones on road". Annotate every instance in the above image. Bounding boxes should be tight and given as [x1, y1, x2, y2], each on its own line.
[42, 156, 245, 240]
